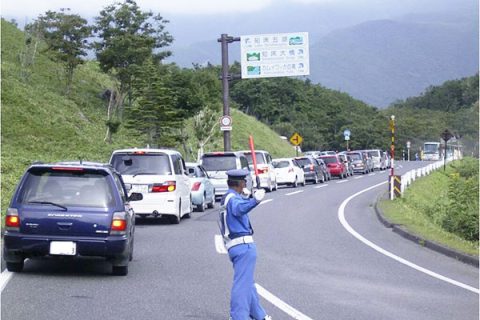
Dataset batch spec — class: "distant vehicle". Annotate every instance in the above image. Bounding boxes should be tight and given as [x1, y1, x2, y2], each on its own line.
[272, 158, 305, 187]
[346, 151, 368, 174]
[338, 153, 354, 176]
[367, 149, 386, 170]
[304, 151, 321, 158]
[315, 158, 332, 181]
[241, 150, 278, 192]
[3, 162, 142, 275]
[110, 149, 192, 224]
[200, 151, 254, 198]
[359, 151, 374, 172]
[294, 156, 325, 184]
[321, 151, 337, 156]
[320, 155, 348, 179]
[383, 152, 391, 168]
[186, 163, 215, 212]
[422, 142, 441, 161]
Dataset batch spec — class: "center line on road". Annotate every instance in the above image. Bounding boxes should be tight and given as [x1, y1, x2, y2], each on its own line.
[354, 176, 364, 179]
[338, 182, 480, 295]
[314, 184, 328, 189]
[336, 180, 348, 184]
[259, 199, 273, 205]
[255, 283, 314, 320]
[286, 190, 304, 196]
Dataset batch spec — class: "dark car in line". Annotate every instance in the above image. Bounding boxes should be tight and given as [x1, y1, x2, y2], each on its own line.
[3, 162, 143, 276]
[294, 156, 325, 184]
[315, 158, 331, 181]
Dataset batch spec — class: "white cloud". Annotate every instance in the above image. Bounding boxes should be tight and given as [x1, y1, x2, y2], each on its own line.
[1, 0, 274, 19]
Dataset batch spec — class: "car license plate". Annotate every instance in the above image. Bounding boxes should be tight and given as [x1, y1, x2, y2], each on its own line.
[50, 241, 76, 256]
[132, 184, 149, 194]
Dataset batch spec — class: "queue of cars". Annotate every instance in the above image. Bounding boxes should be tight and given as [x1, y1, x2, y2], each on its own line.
[3, 146, 389, 276]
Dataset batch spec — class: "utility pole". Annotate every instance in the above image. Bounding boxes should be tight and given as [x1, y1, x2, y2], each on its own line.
[389, 115, 395, 200]
[218, 34, 240, 151]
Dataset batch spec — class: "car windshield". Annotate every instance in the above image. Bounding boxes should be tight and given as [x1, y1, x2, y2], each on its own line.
[348, 153, 362, 160]
[18, 168, 115, 208]
[244, 152, 266, 165]
[368, 151, 380, 158]
[321, 157, 337, 164]
[424, 144, 439, 153]
[111, 153, 172, 175]
[202, 155, 237, 171]
[273, 160, 290, 168]
[295, 158, 311, 166]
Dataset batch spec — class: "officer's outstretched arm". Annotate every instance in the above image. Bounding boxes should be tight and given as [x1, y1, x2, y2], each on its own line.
[229, 196, 258, 217]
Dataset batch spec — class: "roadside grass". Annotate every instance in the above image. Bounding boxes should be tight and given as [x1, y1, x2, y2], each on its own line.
[378, 163, 479, 257]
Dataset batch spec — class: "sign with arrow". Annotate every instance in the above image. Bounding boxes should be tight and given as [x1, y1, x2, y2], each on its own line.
[289, 132, 303, 146]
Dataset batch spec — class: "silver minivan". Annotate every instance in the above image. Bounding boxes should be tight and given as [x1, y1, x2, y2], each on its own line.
[200, 152, 254, 198]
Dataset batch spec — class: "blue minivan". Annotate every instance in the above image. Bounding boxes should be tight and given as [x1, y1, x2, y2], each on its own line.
[3, 162, 142, 276]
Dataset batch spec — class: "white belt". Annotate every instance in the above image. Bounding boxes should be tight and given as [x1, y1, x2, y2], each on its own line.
[225, 236, 254, 250]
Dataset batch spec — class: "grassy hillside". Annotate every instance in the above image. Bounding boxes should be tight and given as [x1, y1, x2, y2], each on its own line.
[1, 20, 295, 213]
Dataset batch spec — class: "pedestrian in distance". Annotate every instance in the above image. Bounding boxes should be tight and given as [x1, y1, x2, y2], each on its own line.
[219, 169, 272, 320]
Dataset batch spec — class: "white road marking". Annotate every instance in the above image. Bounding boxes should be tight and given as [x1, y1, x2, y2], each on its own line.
[0, 270, 13, 293]
[354, 176, 364, 179]
[338, 181, 480, 295]
[368, 173, 376, 176]
[259, 199, 273, 205]
[336, 180, 348, 184]
[286, 190, 304, 196]
[314, 184, 328, 189]
[255, 283, 314, 320]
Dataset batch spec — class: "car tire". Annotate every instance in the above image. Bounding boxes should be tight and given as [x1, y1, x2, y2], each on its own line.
[129, 237, 134, 261]
[185, 199, 192, 219]
[170, 203, 181, 224]
[112, 265, 128, 276]
[267, 180, 273, 193]
[273, 180, 278, 191]
[6, 261, 24, 273]
[207, 191, 215, 209]
[198, 194, 206, 212]
[313, 174, 318, 184]
[293, 177, 298, 188]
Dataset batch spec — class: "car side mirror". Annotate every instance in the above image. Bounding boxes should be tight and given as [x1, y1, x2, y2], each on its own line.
[128, 192, 143, 202]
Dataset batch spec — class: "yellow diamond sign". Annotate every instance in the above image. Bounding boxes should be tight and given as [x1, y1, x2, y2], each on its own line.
[289, 132, 303, 146]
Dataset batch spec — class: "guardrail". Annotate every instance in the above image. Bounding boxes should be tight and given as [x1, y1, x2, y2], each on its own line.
[390, 158, 454, 200]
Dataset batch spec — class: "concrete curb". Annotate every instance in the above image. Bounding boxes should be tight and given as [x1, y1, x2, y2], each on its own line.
[374, 192, 479, 268]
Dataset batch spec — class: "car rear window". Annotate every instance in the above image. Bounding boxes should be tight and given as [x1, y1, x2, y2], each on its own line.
[295, 158, 311, 166]
[186, 166, 205, 178]
[202, 155, 237, 171]
[110, 153, 172, 176]
[273, 161, 290, 168]
[368, 151, 380, 158]
[347, 153, 362, 160]
[321, 157, 337, 164]
[18, 168, 115, 208]
[244, 152, 266, 165]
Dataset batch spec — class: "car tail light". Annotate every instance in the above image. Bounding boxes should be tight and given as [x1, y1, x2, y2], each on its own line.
[309, 164, 314, 171]
[111, 212, 127, 235]
[6, 208, 20, 231]
[258, 167, 268, 174]
[288, 168, 294, 173]
[52, 167, 84, 172]
[191, 182, 202, 191]
[151, 181, 176, 192]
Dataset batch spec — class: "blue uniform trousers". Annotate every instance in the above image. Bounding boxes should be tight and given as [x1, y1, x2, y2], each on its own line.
[228, 243, 267, 320]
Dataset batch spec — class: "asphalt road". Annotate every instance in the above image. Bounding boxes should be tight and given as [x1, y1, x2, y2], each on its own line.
[2, 161, 478, 319]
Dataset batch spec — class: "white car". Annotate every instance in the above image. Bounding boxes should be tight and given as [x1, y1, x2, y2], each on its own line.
[109, 149, 192, 224]
[272, 158, 305, 187]
[241, 150, 278, 192]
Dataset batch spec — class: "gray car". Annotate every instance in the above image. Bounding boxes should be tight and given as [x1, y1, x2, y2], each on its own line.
[200, 152, 254, 199]
[347, 151, 369, 174]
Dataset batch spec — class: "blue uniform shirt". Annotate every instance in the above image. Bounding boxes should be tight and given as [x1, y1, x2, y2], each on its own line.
[221, 189, 259, 239]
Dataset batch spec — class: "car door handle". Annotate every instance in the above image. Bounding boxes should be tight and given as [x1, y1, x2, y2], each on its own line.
[57, 222, 73, 230]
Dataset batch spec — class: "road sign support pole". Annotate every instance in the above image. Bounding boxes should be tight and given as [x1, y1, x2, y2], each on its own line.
[218, 34, 240, 152]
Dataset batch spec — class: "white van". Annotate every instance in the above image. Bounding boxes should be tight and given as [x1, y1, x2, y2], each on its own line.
[241, 150, 278, 192]
[109, 149, 192, 224]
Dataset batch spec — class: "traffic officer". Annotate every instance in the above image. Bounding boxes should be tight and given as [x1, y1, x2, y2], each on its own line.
[221, 169, 271, 320]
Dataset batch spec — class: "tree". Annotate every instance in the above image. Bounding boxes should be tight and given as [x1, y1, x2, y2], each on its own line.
[28, 8, 91, 94]
[125, 59, 182, 147]
[93, 0, 173, 118]
[193, 106, 221, 161]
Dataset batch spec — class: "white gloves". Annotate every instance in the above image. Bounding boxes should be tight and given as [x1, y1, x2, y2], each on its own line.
[242, 188, 252, 198]
[253, 189, 265, 202]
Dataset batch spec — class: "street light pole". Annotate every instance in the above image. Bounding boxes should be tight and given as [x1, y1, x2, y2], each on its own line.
[218, 34, 240, 152]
